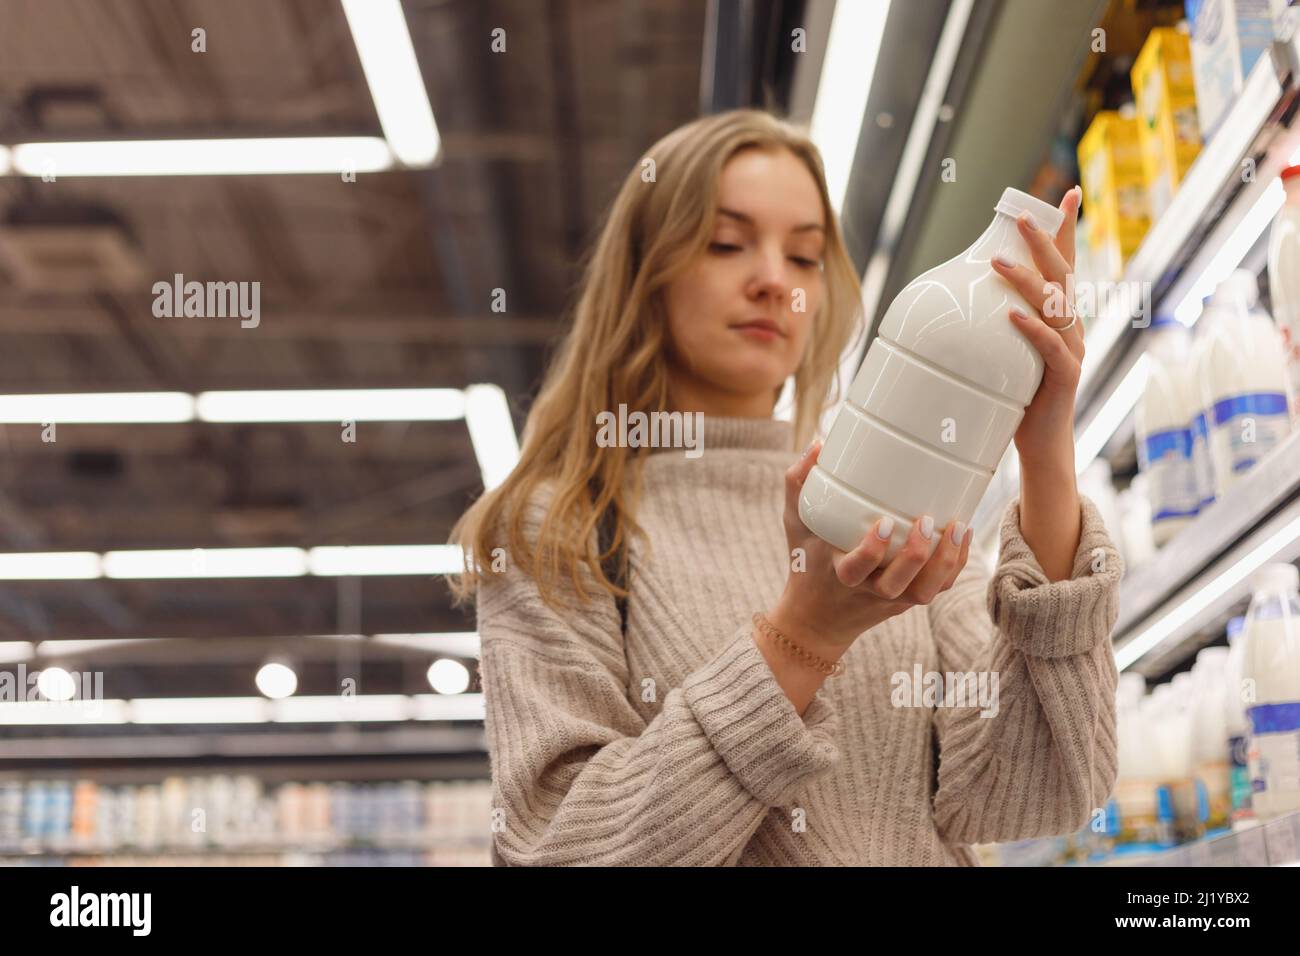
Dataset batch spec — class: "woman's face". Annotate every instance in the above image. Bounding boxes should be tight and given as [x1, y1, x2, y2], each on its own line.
[663, 146, 827, 414]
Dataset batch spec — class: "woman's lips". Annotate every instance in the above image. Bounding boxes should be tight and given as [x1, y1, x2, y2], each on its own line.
[730, 321, 785, 341]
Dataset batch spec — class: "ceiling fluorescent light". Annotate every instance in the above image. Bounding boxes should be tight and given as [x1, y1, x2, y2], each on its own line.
[809, 0, 892, 211]
[0, 699, 128, 725]
[0, 694, 483, 725]
[373, 632, 481, 658]
[0, 391, 194, 424]
[0, 642, 34, 663]
[464, 384, 519, 489]
[195, 388, 465, 422]
[1116, 512, 1300, 670]
[129, 696, 268, 724]
[10, 137, 393, 177]
[341, 0, 441, 167]
[409, 693, 487, 722]
[102, 547, 308, 579]
[0, 552, 101, 580]
[272, 694, 410, 722]
[307, 544, 463, 576]
[1074, 354, 1150, 473]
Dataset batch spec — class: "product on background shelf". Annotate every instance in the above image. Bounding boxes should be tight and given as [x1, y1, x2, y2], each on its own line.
[1225, 615, 1257, 828]
[1131, 25, 1202, 218]
[1241, 563, 1300, 820]
[1191, 646, 1233, 835]
[1195, 270, 1292, 496]
[0, 775, 493, 864]
[1110, 672, 1175, 855]
[1078, 108, 1150, 280]
[1117, 473, 1158, 571]
[1167, 672, 1208, 842]
[1136, 316, 1200, 545]
[1268, 165, 1300, 420]
[1186, 0, 1285, 139]
[1079, 459, 1128, 565]
[798, 188, 1064, 560]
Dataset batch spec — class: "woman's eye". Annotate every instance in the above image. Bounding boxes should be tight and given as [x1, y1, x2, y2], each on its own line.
[709, 242, 741, 253]
[790, 256, 819, 268]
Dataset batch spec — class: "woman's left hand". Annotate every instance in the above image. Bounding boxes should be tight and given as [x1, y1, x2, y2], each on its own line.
[990, 186, 1085, 472]
[990, 187, 1086, 582]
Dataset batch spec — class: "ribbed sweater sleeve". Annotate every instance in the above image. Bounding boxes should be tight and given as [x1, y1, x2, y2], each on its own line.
[477, 489, 841, 866]
[923, 493, 1123, 845]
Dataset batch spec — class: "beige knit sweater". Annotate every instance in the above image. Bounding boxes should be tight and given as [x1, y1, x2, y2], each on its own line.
[477, 415, 1123, 865]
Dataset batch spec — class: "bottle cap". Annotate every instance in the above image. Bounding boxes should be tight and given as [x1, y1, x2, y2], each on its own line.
[1282, 165, 1300, 182]
[1196, 646, 1229, 669]
[1226, 615, 1246, 642]
[1211, 269, 1260, 310]
[995, 187, 1065, 235]
[1253, 562, 1299, 595]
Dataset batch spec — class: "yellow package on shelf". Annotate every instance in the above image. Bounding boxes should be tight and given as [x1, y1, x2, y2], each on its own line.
[1132, 26, 1202, 219]
[1078, 110, 1150, 280]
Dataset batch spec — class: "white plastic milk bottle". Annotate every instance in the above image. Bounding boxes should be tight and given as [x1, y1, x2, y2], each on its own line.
[1241, 562, 1300, 820]
[1196, 270, 1291, 496]
[1135, 317, 1199, 545]
[1267, 165, 1300, 421]
[799, 187, 1064, 559]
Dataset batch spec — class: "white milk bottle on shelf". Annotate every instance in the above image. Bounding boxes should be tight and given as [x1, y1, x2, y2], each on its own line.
[1135, 317, 1199, 545]
[1224, 615, 1257, 830]
[1112, 673, 1168, 854]
[1268, 165, 1300, 421]
[1190, 646, 1232, 834]
[1196, 270, 1292, 496]
[799, 187, 1065, 559]
[1188, 297, 1220, 510]
[1241, 562, 1300, 820]
[1117, 473, 1157, 571]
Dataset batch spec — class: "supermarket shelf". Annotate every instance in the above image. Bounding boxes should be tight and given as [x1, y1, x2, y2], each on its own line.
[0, 726, 488, 763]
[1104, 811, 1300, 867]
[1114, 429, 1300, 641]
[1115, 490, 1300, 674]
[0, 835, 492, 858]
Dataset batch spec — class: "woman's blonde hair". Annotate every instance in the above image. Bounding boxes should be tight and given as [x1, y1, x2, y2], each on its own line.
[447, 108, 862, 616]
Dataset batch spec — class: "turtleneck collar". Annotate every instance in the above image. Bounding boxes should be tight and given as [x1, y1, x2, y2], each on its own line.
[643, 413, 796, 455]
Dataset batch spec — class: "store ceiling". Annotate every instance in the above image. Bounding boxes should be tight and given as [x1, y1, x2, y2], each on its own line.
[0, 0, 705, 664]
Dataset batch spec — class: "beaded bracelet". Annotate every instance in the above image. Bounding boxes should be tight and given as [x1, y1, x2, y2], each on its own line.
[752, 612, 845, 678]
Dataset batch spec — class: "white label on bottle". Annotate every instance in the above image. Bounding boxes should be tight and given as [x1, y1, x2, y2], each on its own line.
[1211, 392, 1290, 479]
[1141, 426, 1198, 522]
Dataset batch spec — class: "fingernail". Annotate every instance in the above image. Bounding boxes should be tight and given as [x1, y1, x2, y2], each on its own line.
[1010, 307, 1028, 321]
[918, 515, 934, 540]
[1019, 213, 1038, 232]
[802, 440, 817, 459]
[950, 521, 965, 545]
[875, 516, 895, 540]
[964, 526, 974, 546]
[1072, 184, 1083, 205]
[993, 254, 1015, 270]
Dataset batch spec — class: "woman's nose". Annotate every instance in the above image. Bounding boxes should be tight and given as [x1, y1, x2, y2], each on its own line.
[748, 247, 789, 301]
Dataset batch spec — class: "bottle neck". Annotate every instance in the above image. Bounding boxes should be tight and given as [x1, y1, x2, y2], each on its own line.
[969, 212, 1038, 271]
[1284, 177, 1300, 207]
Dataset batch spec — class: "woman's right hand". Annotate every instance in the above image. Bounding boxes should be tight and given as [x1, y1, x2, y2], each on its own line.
[768, 440, 974, 652]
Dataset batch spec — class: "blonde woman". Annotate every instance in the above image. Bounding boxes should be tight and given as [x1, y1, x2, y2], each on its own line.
[449, 109, 1123, 866]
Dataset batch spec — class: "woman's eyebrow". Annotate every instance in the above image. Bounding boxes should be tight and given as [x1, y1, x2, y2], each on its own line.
[716, 207, 825, 233]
